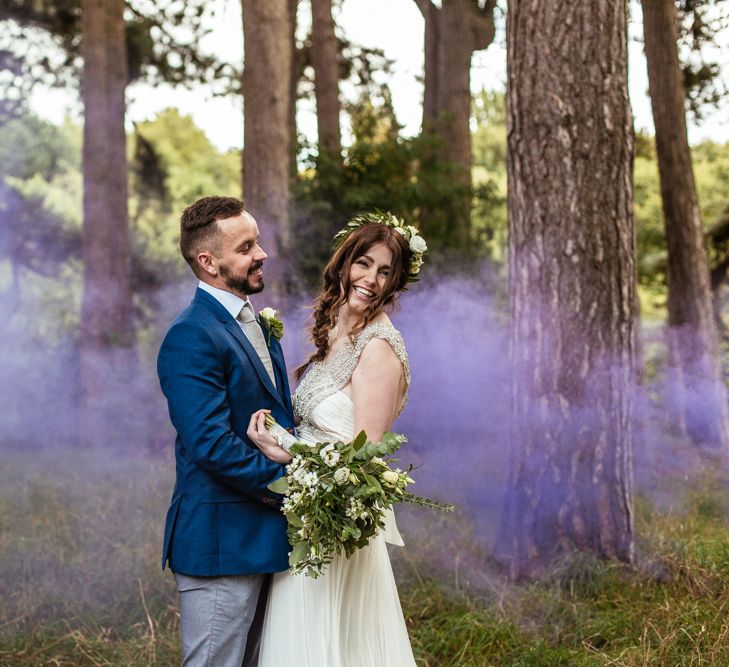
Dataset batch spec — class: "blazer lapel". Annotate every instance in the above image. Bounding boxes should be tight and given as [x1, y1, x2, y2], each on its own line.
[268, 337, 294, 418]
[194, 289, 286, 410]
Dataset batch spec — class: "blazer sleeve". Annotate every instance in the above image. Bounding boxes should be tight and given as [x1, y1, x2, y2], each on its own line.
[157, 320, 286, 501]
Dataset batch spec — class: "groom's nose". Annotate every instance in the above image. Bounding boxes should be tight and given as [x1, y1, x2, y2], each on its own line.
[253, 243, 267, 262]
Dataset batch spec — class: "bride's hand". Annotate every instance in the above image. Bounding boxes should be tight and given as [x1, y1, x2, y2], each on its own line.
[246, 409, 292, 464]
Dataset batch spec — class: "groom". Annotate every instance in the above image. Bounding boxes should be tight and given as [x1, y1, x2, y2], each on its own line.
[157, 196, 294, 666]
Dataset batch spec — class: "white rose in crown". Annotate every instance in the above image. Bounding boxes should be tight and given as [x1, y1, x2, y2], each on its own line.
[409, 235, 427, 254]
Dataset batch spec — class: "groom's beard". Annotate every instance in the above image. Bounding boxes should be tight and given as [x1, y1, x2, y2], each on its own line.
[219, 261, 264, 295]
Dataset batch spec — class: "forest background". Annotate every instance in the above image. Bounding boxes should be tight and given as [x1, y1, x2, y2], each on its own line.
[3, 0, 729, 665]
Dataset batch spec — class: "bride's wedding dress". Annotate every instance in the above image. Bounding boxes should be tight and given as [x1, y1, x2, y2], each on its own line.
[258, 321, 417, 667]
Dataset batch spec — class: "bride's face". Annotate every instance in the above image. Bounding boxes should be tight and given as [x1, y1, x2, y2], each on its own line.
[345, 242, 394, 313]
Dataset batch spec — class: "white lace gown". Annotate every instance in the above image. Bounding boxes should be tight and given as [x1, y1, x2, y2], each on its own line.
[258, 322, 417, 667]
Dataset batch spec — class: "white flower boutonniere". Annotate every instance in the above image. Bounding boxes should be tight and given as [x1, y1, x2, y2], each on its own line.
[259, 307, 284, 345]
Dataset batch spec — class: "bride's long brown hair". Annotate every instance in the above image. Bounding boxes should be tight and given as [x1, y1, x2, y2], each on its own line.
[295, 222, 412, 380]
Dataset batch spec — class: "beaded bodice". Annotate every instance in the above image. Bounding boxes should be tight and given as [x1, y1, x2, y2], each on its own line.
[293, 322, 410, 428]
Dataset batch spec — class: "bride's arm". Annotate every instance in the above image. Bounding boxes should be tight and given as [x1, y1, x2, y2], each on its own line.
[351, 338, 405, 443]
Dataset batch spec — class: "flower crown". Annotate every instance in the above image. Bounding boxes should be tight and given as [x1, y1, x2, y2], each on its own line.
[333, 211, 427, 282]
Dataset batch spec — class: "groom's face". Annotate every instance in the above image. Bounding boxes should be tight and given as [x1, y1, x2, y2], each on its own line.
[214, 212, 267, 297]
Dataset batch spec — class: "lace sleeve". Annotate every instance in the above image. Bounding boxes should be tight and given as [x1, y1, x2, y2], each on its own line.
[353, 323, 410, 386]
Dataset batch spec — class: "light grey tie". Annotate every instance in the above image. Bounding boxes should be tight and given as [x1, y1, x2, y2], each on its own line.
[237, 302, 277, 388]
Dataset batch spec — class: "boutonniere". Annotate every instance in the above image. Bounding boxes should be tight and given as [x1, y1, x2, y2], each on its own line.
[258, 307, 284, 345]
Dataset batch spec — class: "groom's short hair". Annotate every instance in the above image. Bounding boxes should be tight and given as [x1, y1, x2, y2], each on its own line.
[180, 196, 245, 274]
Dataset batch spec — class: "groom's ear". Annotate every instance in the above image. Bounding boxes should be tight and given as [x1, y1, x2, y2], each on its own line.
[196, 251, 218, 278]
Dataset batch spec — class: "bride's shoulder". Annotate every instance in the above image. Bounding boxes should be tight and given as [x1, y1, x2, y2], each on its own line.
[355, 316, 408, 367]
[359, 315, 404, 344]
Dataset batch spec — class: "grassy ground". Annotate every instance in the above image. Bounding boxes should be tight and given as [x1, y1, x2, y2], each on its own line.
[2, 448, 729, 666]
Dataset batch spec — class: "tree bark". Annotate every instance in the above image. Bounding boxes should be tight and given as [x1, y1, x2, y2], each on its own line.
[288, 0, 299, 180]
[414, 0, 496, 245]
[310, 0, 341, 161]
[642, 0, 729, 449]
[498, 0, 636, 580]
[242, 0, 292, 257]
[79, 0, 134, 442]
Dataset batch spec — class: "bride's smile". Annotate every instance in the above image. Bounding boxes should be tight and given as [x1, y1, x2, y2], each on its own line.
[345, 241, 393, 314]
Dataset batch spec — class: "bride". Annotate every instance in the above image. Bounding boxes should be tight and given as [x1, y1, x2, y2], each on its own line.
[247, 212, 425, 666]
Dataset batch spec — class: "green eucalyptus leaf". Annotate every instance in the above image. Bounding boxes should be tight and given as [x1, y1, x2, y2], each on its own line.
[285, 512, 303, 528]
[352, 430, 367, 450]
[268, 477, 289, 494]
[289, 541, 310, 566]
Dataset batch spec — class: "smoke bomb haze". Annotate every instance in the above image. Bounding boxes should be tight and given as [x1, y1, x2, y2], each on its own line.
[1, 262, 728, 635]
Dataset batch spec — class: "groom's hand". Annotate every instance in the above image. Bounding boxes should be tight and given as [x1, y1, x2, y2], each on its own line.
[247, 410, 292, 464]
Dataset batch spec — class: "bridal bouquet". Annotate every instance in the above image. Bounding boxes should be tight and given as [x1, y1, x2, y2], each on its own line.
[266, 416, 452, 578]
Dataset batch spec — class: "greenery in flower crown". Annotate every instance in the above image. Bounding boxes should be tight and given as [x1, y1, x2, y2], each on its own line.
[333, 210, 428, 282]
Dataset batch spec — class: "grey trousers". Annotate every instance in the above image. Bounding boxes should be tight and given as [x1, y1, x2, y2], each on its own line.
[174, 572, 270, 667]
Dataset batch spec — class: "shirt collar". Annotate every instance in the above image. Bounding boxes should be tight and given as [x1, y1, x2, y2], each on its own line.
[198, 281, 253, 320]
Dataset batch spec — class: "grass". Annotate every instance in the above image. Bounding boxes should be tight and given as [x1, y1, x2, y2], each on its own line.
[2, 448, 729, 666]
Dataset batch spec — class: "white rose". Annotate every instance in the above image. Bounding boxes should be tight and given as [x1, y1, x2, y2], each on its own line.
[333, 467, 351, 485]
[324, 450, 340, 467]
[371, 457, 387, 467]
[409, 235, 428, 254]
[260, 307, 277, 319]
[394, 226, 406, 236]
[382, 470, 399, 486]
[320, 443, 340, 467]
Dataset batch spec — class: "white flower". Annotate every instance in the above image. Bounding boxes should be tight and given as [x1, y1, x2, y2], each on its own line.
[409, 235, 428, 254]
[371, 457, 387, 467]
[319, 444, 341, 467]
[382, 470, 400, 486]
[394, 226, 406, 236]
[259, 307, 277, 320]
[334, 467, 351, 485]
[302, 471, 319, 488]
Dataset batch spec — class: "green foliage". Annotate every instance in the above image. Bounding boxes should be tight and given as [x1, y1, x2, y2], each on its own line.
[130, 108, 241, 291]
[676, 0, 729, 119]
[292, 93, 503, 288]
[631, 134, 729, 321]
[471, 89, 508, 260]
[0, 109, 241, 349]
[0, 115, 82, 279]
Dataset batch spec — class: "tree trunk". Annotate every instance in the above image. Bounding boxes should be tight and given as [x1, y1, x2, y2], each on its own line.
[642, 0, 729, 449]
[242, 0, 292, 258]
[414, 0, 496, 246]
[498, 0, 636, 580]
[310, 0, 341, 161]
[79, 0, 134, 443]
[288, 0, 299, 180]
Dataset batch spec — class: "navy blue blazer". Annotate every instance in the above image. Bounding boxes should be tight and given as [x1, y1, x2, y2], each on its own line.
[157, 288, 295, 576]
